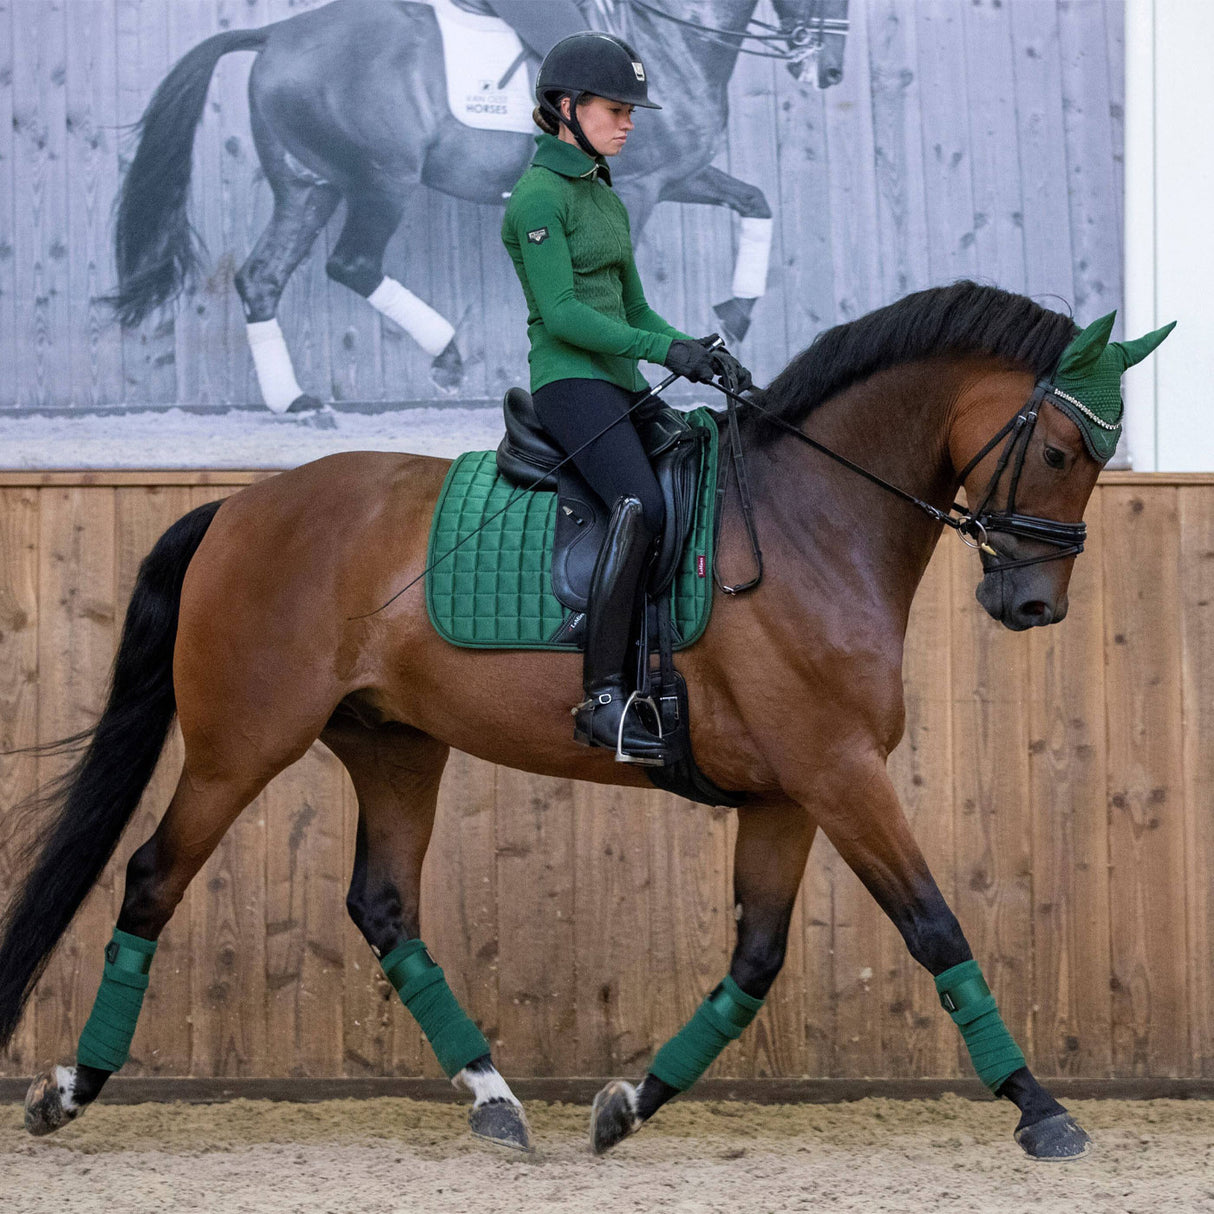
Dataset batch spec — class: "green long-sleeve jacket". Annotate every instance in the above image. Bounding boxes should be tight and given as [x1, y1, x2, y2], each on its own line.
[501, 132, 690, 393]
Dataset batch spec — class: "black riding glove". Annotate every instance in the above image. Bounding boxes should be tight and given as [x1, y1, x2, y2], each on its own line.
[663, 339, 718, 384]
[695, 334, 753, 392]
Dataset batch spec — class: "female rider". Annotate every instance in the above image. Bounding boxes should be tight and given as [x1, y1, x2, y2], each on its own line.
[501, 32, 750, 765]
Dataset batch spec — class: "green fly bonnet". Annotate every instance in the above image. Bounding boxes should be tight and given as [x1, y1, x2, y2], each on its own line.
[1046, 312, 1176, 462]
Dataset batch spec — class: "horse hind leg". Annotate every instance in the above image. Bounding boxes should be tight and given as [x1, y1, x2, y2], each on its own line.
[323, 716, 529, 1152]
[237, 104, 341, 414]
[323, 194, 463, 392]
[25, 756, 294, 1135]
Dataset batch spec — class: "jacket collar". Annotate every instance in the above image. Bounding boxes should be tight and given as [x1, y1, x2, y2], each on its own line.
[531, 132, 612, 185]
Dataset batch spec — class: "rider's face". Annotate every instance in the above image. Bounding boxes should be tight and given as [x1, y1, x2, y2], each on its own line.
[558, 94, 636, 157]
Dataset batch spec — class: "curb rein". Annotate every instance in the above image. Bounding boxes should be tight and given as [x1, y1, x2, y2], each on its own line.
[710, 378, 1089, 593]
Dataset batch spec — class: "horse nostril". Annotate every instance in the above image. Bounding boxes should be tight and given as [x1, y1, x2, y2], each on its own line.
[1018, 600, 1051, 624]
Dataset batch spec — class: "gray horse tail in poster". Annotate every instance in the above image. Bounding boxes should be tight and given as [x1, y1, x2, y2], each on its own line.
[107, 29, 270, 330]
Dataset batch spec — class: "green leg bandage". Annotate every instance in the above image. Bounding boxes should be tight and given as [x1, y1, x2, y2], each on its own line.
[76, 929, 157, 1072]
[935, 959, 1026, 1092]
[380, 939, 490, 1079]
[649, 976, 764, 1091]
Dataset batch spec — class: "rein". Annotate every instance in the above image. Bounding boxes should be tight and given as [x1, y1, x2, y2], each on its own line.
[709, 378, 1088, 589]
[627, 0, 848, 63]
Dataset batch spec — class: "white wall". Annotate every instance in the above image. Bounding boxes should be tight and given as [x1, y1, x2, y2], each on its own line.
[1124, 0, 1214, 471]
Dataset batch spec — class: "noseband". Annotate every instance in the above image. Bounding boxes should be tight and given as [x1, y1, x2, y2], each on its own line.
[950, 382, 1087, 573]
[711, 377, 1089, 594]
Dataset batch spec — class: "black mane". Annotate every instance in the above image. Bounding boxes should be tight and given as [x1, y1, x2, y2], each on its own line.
[738, 281, 1078, 443]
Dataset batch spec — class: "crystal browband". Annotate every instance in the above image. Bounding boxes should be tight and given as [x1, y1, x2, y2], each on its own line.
[1047, 386, 1120, 430]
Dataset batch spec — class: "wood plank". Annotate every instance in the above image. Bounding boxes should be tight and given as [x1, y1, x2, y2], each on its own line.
[572, 781, 657, 1076]
[64, 0, 122, 408]
[11, 0, 70, 408]
[0, 1, 16, 408]
[1102, 486, 1188, 1075]
[916, 0, 979, 283]
[644, 793, 733, 1077]
[493, 766, 577, 1076]
[950, 525, 1034, 1076]
[867, 0, 931, 298]
[115, 0, 174, 406]
[32, 487, 117, 1069]
[112, 486, 195, 1076]
[882, 540, 959, 1078]
[1056, 0, 1123, 318]
[959, 0, 1026, 291]
[1026, 500, 1113, 1076]
[771, 29, 833, 358]
[1180, 487, 1214, 1076]
[822, 0, 880, 322]
[1007, 0, 1076, 302]
[799, 831, 835, 1076]
[0, 487, 40, 1075]
[185, 482, 268, 1078]
[262, 740, 347, 1077]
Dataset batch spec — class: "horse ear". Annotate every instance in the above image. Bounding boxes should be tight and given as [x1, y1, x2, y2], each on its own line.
[1055, 311, 1117, 378]
[1109, 320, 1178, 371]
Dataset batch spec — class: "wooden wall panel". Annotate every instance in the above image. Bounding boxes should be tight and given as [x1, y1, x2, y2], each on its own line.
[0, 476, 1209, 1081]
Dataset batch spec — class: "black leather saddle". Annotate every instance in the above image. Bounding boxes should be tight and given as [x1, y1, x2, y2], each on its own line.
[495, 387, 707, 645]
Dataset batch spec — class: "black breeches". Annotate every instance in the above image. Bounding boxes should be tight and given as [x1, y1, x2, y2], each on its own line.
[532, 378, 666, 539]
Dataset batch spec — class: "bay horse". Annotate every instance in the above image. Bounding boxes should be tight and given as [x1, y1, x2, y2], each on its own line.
[107, 0, 847, 411]
[2, 283, 1120, 1158]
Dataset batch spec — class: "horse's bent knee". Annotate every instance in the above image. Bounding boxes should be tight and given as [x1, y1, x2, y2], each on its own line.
[117, 841, 181, 937]
[325, 254, 383, 298]
[906, 906, 969, 974]
[730, 935, 786, 997]
[234, 262, 286, 323]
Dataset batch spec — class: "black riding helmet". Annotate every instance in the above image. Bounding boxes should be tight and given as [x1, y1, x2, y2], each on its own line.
[536, 32, 660, 158]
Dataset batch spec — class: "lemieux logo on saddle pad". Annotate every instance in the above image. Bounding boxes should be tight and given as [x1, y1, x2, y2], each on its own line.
[527, 227, 549, 245]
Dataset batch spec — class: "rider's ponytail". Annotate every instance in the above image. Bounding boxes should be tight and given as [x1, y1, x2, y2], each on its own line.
[532, 104, 560, 135]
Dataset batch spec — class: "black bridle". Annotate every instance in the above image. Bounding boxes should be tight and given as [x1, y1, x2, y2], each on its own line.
[627, 0, 849, 64]
[711, 377, 1089, 593]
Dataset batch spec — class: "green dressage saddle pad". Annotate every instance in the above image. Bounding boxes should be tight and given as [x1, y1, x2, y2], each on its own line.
[426, 407, 720, 650]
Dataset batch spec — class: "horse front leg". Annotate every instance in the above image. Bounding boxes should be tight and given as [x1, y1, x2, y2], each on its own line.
[814, 758, 1092, 1161]
[324, 719, 530, 1152]
[659, 165, 774, 345]
[590, 798, 815, 1153]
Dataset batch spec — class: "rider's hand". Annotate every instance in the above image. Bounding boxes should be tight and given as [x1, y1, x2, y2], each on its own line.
[695, 334, 753, 392]
[663, 339, 718, 384]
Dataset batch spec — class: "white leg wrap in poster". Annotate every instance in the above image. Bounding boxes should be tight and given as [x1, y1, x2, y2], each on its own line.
[731, 216, 773, 300]
[367, 277, 456, 357]
[246, 318, 304, 415]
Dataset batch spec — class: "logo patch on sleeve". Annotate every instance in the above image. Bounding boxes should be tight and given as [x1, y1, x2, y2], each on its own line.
[527, 227, 550, 244]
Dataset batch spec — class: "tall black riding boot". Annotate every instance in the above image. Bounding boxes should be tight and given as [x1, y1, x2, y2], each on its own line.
[572, 496, 667, 766]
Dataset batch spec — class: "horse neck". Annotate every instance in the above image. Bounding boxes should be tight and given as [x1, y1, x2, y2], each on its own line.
[628, 0, 757, 83]
[746, 360, 965, 620]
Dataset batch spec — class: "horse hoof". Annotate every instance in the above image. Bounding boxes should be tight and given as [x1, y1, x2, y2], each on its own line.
[429, 340, 463, 392]
[286, 393, 324, 413]
[469, 1099, 532, 1152]
[712, 297, 755, 346]
[1014, 1111, 1092, 1161]
[24, 1069, 80, 1137]
[590, 1079, 642, 1155]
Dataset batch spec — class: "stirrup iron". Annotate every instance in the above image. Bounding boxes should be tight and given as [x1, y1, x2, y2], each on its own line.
[616, 690, 664, 766]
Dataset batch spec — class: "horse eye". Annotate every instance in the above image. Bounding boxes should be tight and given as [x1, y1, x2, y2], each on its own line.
[1043, 446, 1066, 470]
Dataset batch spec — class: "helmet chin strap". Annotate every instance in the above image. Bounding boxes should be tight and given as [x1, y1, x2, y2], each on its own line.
[548, 90, 601, 159]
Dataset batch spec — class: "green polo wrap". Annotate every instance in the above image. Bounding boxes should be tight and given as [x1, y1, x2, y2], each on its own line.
[935, 959, 1025, 1092]
[649, 976, 764, 1091]
[76, 929, 157, 1072]
[379, 939, 490, 1078]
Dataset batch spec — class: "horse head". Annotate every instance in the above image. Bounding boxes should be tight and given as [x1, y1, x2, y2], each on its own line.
[951, 313, 1175, 631]
[771, 0, 849, 89]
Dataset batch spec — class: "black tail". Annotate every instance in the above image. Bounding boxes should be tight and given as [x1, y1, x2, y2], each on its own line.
[0, 500, 223, 1049]
[107, 27, 269, 328]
